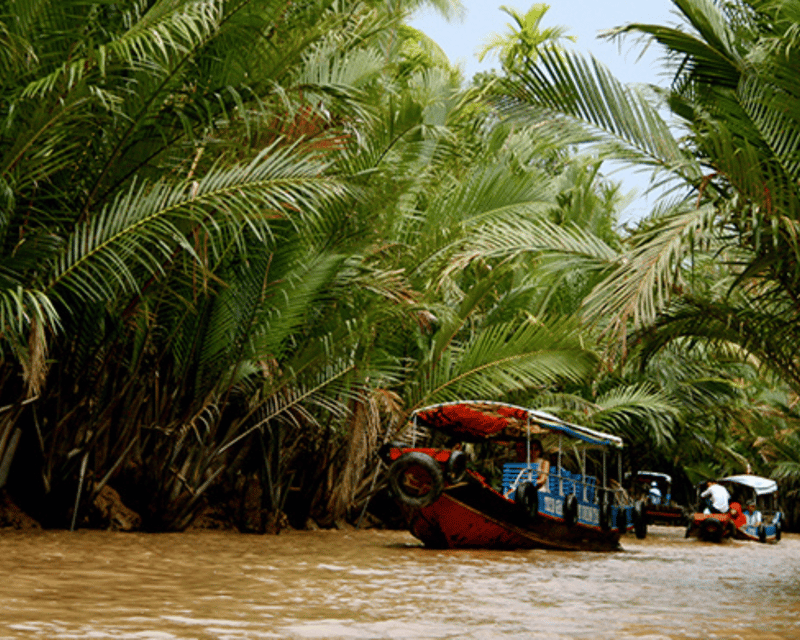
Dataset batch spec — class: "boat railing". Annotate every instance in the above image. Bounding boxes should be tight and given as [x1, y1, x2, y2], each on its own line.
[504, 463, 607, 504]
[598, 483, 632, 507]
[502, 462, 632, 508]
[502, 462, 538, 498]
[548, 468, 598, 503]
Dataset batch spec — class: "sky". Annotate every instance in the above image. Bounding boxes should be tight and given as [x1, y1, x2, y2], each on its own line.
[408, 0, 682, 224]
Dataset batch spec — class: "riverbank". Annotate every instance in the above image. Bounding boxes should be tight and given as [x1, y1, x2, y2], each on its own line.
[0, 486, 377, 534]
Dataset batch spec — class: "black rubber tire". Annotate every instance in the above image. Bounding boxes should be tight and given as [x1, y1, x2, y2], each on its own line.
[701, 518, 723, 542]
[776, 522, 782, 541]
[388, 451, 444, 508]
[445, 450, 468, 484]
[563, 494, 578, 527]
[633, 501, 648, 539]
[615, 507, 627, 533]
[599, 500, 612, 532]
[516, 481, 539, 520]
[758, 523, 767, 543]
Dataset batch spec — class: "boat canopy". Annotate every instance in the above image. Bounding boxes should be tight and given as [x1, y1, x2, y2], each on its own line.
[410, 400, 623, 448]
[720, 475, 778, 496]
[628, 471, 672, 484]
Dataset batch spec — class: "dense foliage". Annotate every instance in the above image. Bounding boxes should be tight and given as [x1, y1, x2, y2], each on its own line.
[492, 0, 800, 519]
[0, 0, 797, 532]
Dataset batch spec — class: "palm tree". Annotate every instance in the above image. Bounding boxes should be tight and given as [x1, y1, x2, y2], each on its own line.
[0, 0, 427, 529]
[0, 0, 598, 531]
[490, 0, 800, 369]
[477, 4, 576, 71]
[479, 0, 800, 517]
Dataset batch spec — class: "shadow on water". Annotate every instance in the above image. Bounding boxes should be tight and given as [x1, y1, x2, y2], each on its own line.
[0, 525, 798, 639]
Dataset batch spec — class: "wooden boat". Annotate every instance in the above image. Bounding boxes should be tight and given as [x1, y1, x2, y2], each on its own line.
[625, 470, 688, 526]
[720, 475, 783, 543]
[684, 475, 782, 543]
[383, 400, 647, 551]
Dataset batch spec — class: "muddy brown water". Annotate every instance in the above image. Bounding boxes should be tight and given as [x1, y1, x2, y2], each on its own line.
[0, 525, 797, 639]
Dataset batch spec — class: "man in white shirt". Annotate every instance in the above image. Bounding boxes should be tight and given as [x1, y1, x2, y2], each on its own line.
[700, 480, 730, 514]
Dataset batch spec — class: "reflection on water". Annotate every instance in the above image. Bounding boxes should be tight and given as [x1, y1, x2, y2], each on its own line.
[0, 525, 798, 639]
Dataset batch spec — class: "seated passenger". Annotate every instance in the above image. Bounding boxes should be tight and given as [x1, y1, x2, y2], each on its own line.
[515, 439, 550, 492]
[744, 502, 762, 526]
[648, 481, 662, 505]
[531, 439, 550, 492]
[729, 502, 746, 528]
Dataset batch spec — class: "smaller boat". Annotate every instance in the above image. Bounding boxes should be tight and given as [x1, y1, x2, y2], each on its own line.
[625, 470, 687, 526]
[382, 400, 647, 551]
[684, 475, 783, 543]
[720, 475, 782, 543]
[684, 506, 736, 543]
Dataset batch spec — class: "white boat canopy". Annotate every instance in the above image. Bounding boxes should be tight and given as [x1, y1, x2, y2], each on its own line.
[720, 475, 778, 496]
[628, 471, 672, 483]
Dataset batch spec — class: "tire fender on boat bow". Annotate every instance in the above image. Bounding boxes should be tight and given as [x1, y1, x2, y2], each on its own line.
[700, 517, 724, 541]
[563, 494, 578, 527]
[515, 481, 539, 520]
[388, 451, 444, 508]
[446, 450, 468, 484]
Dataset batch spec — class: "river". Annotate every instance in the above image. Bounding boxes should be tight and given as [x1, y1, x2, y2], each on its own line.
[0, 525, 797, 639]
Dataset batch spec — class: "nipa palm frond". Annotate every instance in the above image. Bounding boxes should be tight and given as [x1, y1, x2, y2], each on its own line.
[414, 316, 598, 408]
[441, 216, 620, 284]
[21, 0, 223, 100]
[498, 47, 700, 182]
[582, 203, 720, 340]
[47, 141, 346, 305]
[587, 382, 680, 448]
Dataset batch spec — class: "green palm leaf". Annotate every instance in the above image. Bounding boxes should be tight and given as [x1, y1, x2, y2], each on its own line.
[412, 316, 598, 408]
[48, 142, 346, 304]
[582, 204, 719, 336]
[497, 47, 699, 181]
[588, 383, 679, 448]
[21, 0, 224, 100]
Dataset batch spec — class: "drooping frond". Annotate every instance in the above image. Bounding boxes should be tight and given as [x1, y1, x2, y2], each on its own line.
[495, 47, 700, 182]
[21, 0, 225, 99]
[409, 162, 558, 282]
[48, 142, 346, 304]
[636, 295, 800, 396]
[588, 383, 680, 448]
[441, 216, 620, 283]
[412, 316, 598, 408]
[0, 286, 61, 395]
[582, 203, 720, 340]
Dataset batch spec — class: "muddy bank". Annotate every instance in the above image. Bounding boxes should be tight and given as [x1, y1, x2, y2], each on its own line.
[0, 484, 384, 534]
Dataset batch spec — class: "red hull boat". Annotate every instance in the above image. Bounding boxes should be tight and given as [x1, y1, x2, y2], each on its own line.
[384, 401, 647, 551]
[685, 475, 783, 544]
